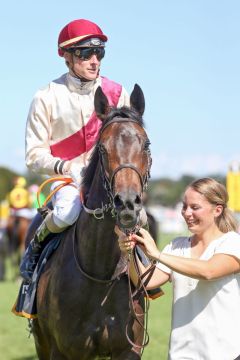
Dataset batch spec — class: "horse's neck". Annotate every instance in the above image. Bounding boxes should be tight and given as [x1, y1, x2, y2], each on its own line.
[76, 215, 120, 280]
[76, 167, 120, 279]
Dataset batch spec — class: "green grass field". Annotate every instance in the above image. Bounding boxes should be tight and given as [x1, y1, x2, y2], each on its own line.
[0, 235, 173, 360]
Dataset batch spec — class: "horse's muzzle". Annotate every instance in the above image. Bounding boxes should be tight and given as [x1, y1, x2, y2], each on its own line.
[113, 192, 142, 230]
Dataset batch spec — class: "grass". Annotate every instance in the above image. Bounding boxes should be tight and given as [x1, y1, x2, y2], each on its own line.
[0, 235, 174, 360]
[0, 281, 37, 360]
[142, 283, 172, 359]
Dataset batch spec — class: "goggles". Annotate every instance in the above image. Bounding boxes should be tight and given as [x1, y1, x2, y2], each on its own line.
[68, 47, 105, 61]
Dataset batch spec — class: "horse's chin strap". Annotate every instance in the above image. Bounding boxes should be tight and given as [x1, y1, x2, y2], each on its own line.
[82, 201, 115, 220]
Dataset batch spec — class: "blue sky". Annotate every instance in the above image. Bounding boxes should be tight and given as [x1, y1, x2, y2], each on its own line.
[1, 0, 240, 179]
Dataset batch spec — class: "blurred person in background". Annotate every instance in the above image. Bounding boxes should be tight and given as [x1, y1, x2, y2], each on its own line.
[117, 177, 240, 360]
[0, 200, 10, 281]
[7, 177, 31, 219]
[6, 177, 33, 272]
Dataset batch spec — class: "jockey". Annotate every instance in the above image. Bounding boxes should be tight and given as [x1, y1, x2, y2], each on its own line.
[20, 19, 130, 282]
[7, 177, 33, 246]
[8, 177, 32, 219]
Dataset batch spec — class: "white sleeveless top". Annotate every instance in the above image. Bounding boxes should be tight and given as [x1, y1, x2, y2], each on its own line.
[157, 231, 240, 360]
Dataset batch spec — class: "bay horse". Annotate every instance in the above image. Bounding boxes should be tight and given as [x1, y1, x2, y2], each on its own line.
[31, 84, 152, 360]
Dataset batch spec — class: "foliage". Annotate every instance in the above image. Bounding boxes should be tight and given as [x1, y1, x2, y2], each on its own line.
[0, 165, 226, 208]
[147, 174, 196, 207]
[0, 167, 48, 202]
[0, 167, 18, 202]
[147, 173, 226, 207]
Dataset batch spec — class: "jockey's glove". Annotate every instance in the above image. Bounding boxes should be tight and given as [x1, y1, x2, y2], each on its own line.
[63, 162, 84, 188]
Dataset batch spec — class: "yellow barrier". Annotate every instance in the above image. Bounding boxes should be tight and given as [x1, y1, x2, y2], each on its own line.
[0, 200, 10, 221]
[226, 170, 240, 212]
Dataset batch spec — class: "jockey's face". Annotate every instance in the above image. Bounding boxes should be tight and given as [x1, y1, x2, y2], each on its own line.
[64, 51, 101, 81]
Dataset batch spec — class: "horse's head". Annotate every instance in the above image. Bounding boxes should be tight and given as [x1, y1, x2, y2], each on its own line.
[94, 84, 152, 232]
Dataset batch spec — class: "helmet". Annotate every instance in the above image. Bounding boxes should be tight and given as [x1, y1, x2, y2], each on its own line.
[14, 176, 27, 188]
[58, 19, 108, 57]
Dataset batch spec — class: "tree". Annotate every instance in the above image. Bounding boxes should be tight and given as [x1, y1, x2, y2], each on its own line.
[0, 167, 19, 201]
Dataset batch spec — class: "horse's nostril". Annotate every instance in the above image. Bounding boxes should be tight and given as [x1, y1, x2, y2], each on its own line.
[114, 193, 142, 210]
[113, 194, 123, 208]
[135, 195, 141, 205]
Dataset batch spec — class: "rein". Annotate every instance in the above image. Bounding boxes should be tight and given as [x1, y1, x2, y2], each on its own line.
[125, 248, 156, 354]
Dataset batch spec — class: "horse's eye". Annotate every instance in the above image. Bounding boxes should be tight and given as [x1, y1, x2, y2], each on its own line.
[144, 139, 151, 151]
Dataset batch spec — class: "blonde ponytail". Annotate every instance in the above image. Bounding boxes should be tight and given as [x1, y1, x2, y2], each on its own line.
[217, 207, 238, 233]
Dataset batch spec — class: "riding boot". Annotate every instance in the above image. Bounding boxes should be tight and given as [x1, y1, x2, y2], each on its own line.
[20, 221, 50, 282]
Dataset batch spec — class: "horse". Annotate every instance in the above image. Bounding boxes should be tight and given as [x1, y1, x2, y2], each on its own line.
[30, 84, 152, 360]
[6, 213, 32, 279]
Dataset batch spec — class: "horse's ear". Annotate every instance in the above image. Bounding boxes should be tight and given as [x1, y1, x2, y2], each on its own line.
[130, 84, 145, 116]
[94, 86, 110, 121]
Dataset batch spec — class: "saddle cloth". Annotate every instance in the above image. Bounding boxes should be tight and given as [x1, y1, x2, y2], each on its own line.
[12, 235, 61, 319]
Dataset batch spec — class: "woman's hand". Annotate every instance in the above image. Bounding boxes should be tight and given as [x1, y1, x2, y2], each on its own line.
[115, 226, 136, 254]
[131, 228, 161, 261]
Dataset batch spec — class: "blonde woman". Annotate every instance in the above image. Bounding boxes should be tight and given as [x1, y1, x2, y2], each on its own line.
[117, 178, 240, 360]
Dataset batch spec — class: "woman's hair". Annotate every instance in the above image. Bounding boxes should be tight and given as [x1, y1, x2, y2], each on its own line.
[188, 177, 238, 233]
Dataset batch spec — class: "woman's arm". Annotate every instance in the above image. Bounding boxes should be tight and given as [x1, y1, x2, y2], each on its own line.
[132, 228, 240, 280]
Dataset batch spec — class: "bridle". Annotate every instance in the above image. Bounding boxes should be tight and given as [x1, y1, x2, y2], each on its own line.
[82, 116, 152, 222]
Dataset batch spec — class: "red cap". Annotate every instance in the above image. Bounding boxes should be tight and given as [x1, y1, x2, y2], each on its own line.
[58, 19, 108, 57]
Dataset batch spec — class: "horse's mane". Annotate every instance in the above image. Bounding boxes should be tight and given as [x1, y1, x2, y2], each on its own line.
[81, 145, 100, 191]
[81, 106, 144, 191]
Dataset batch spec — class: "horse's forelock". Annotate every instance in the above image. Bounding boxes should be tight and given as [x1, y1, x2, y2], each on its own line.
[104, 107, 144, 127]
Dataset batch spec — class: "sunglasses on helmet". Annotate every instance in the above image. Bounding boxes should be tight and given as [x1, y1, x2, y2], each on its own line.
[68, 47, 105, 61]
